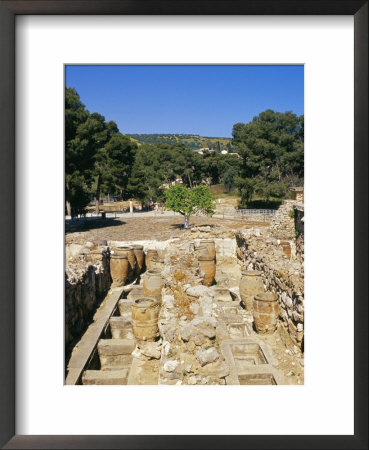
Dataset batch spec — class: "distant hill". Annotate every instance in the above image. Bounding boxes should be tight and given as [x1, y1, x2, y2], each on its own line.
[126, 133, 234, 151]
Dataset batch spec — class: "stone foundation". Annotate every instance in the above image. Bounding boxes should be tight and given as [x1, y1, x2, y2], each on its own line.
[270, 200, 296, 238]
[65, 245, 111, 351]
[236, 228, 304, 349]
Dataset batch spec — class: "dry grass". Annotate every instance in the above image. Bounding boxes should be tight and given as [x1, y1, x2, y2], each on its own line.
[173, 270, 187, 282]
[172, 285, 195, 321]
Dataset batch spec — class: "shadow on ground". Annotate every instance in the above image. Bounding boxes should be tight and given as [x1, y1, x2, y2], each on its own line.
[66, 217, 126, 234]
[170, 222, 216, 229]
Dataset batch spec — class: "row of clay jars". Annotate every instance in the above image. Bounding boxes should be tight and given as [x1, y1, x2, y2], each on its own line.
[110, 245, 145, 287]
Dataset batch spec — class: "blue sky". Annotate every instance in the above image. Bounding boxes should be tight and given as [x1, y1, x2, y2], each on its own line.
[65, 65, 304, 137]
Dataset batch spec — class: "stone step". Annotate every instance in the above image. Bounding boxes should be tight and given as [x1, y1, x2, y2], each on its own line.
[109, 316, 134, 340]
[118, 299, 134, 317]
[97, 339, 136, 369]
[82, 369, 129, 385]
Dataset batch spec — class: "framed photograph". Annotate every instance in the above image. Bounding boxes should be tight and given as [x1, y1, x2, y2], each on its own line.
[0, 1, 367, 449]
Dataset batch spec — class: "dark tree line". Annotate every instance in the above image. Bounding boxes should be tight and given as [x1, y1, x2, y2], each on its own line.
[232, 109, 304, 206]
[65, 88, 303, 214]
[65, 88, 137, 215]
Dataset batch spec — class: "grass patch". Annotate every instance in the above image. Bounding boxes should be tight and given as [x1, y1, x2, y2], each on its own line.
[210, 184, 240, 198]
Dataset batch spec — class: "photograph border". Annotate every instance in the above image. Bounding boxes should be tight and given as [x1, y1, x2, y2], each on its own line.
[0, 1, 367, 449]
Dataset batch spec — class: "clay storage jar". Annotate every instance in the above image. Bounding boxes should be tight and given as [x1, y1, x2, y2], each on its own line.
[200, 239, 216, 260]
[110, 253, 129, 287]
[239, 270, 264, 311]
[253, 292, 279, 334]
[143, 269, 164, 302]
[198, 254, 216, 287]
[132, 297, 160, 341]
[213, 286, 232, 302]
[195, 245, 210, 258]
[280, 241, 291, 259]
[149, 256, 165, 271]
[127, 285, 144, 301]
[145, 249, 159, 271]
[130, 245, 145, 276]
[115, 246, 137, 282]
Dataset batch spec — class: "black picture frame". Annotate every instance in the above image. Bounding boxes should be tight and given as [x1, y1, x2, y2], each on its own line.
[0, 1, 367, 449]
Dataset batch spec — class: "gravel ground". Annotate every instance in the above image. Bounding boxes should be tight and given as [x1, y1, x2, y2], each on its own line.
[65, 214, 270, 243]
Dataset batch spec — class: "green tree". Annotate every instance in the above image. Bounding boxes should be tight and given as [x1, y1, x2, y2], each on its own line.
[127, 144, 168, 202]
[65, 87, 138, 215]
[233, 110, 304, 206]
[164, 185, 215, 229]
[223, 167, 238, 192]
[103, 133, 137, 200]
[76, 112, 112, 214]
[65, 88, 91, 216]
[236, 177, 256, 206]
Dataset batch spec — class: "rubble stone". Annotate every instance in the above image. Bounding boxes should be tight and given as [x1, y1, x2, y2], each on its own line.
[196, 347, 220, 366]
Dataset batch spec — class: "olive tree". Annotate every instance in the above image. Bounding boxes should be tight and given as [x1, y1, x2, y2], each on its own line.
[164, 185, 215, 229]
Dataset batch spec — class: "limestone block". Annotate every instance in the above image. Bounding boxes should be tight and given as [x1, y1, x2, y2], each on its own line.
[109, 317, 134, 340]
[186, 285, 213, 298]
[198, 295, 213, 317]
[292, 311, 304, 323]
[82, 369, 129, 385]
[118, 299, 134, 317]
[190, 302, 200, 315]
[196, 347, 220, 366]
[137, 340, 162, 359]
[163, 359, 179, 372]
[98, 339, 135, 369]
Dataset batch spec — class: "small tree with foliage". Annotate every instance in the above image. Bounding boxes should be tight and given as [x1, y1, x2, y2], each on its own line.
[165, 185, 215, 229]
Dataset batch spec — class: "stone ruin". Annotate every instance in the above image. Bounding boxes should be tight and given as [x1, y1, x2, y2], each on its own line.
[65, 209, 305, 385]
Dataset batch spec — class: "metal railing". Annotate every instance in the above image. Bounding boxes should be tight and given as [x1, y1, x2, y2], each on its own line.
[237, 209, 276, 215]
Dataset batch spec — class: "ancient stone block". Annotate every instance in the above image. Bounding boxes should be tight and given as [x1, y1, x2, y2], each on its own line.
[82, 369, 129, 385]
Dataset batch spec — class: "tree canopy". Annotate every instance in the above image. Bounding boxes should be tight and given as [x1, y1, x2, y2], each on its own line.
[164, 185, 215, 228]
[232, 109, 304, 205]
[65, 87, 137, 215]
[65, 87, 303, 216]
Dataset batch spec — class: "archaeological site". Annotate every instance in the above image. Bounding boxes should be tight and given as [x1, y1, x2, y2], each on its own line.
[65, 193, 304, 386]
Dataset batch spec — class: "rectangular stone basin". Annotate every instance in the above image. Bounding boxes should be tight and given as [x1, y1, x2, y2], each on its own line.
[230, 342, 268, 369]
[227, 323, 251, 338]
[222, 306, 238, 315]
[238, 373, 277, 385]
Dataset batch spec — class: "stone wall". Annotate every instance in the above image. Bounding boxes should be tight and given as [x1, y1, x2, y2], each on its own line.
[270, 200, 296, 238]
[237, 213, 275, 223]
[236, 228, 304, 349]
[65, 247, 111, 351]
[296, 192, 304, 203]
[99, 200, 142, 212]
